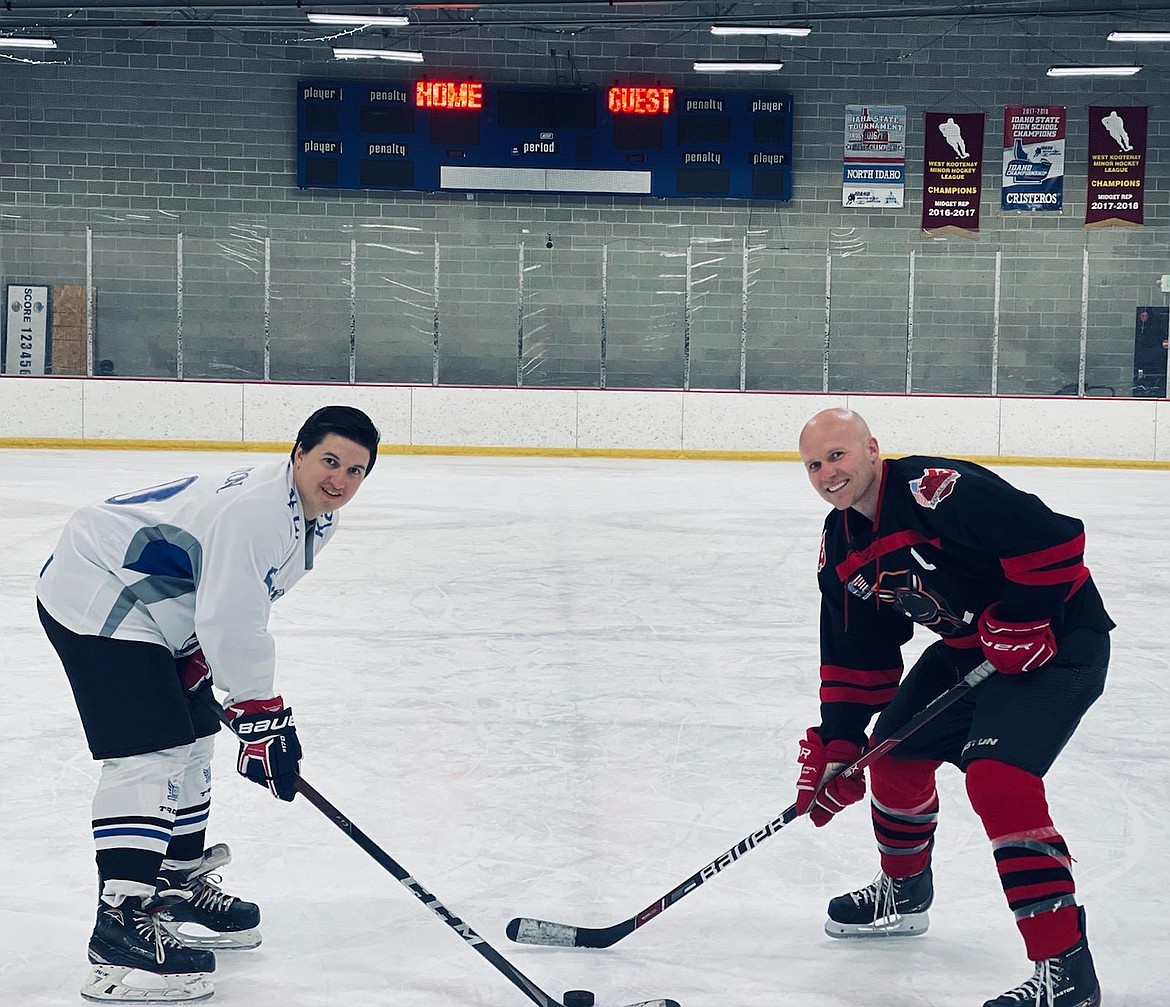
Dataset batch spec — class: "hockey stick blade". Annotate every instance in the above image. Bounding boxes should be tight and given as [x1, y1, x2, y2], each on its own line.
[619, 1001, 680, 1007]
[618, 1002, 679, 1007]
[507, 661, 996, 949]
[205, 702, 681, 1007]
[507, 802, 801, 949]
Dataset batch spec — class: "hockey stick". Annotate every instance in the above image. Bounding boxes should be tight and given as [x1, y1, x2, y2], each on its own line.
[507, 660, 997, 949]
[208, 705, 680, 1007]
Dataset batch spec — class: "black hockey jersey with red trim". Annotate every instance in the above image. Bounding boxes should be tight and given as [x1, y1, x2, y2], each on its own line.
[815, 456, 1113, 745]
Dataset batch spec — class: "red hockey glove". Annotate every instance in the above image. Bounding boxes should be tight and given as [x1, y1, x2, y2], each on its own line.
[795, 728, 867, 827]
[978, 604, 1057, 674]
[226, 697, 302, 802]
[176, 649, 213, 693]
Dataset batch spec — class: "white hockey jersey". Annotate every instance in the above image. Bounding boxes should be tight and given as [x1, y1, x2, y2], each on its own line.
[36, 459, 338, 705]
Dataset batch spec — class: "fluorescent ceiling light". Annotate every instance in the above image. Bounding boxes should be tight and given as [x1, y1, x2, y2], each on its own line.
[1046, 65, 1141, 76]
[1108, 30, 1170, 41]
[710, 25, 811, 36]
[693, 60, 784, 72]
[0, 37, 58, 49]
[332, 46, 423, 61]
[307, 13, 410, 26]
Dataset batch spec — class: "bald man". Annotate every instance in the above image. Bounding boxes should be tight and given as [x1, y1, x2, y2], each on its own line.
[794, 408, 1111, 1007]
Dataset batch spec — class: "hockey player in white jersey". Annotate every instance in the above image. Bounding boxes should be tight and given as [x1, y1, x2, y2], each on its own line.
[36, 405, 380, 1003]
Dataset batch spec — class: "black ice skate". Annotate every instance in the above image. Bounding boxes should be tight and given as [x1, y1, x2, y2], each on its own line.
[83, 894, 215, 1003]
[156, 842, 262, 950]
[825, 865, 933, 938]
[983, 908, 1100, 1007]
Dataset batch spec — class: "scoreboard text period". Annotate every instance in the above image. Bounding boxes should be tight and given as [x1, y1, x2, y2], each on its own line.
[297, 80, 793, 200]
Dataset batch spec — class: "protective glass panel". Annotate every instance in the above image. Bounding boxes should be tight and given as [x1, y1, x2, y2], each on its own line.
[1086, 228, 1169, 399]
[998, 232, 1085, 396]
[686, 239, 744, 391]
[182, 235, 266, 381]
[744, 245, 827, 392]
[355, 238, 436, 384]
[828, 244, 909, 393]
[437, 243, 520, 386]
[911, 244, 999, 394]
[520, 245, 603, 388]
[91, 234, 177, 378]
[269, 240, 352, 383]
[604, 246, 685, 389]
[0, 230, 88, 376]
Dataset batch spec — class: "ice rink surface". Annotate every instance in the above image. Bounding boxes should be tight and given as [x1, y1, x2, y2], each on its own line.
[1, 449, 1166, 1007]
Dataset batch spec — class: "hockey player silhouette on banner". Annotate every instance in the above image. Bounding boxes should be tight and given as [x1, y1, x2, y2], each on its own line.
[1102, 109, 1133, 151]
[938, 116, 970, 158]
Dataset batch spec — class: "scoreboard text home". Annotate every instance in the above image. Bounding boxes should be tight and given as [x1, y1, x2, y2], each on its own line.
[297, 80, 794, 200]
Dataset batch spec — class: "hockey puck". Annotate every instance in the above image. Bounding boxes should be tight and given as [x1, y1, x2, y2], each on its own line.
[563, 992, 595, 1007]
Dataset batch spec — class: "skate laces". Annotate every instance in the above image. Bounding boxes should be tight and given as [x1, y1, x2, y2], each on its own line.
[1001, 959, 1057, 1006]
[851, 873, 898, 921]
[134, 905, 189, 964]
[190, 874, 239, 914]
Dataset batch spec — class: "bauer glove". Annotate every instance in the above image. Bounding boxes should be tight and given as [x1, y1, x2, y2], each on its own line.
[226, 697, 302, 802]
[795, 727, 867, 827]
[978, 603, 1057, 674]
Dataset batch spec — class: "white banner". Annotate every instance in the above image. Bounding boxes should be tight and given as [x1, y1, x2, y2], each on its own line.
[843, 104, 907, 207]
[4, 285, 50, 375]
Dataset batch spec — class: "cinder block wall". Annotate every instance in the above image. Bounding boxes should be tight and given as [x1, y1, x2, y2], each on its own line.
[1, 6, 1168, 394]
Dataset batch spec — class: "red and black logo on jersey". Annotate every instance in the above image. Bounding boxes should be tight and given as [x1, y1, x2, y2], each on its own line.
[874, 569, 969, 634]
[909, 467, 960, 510]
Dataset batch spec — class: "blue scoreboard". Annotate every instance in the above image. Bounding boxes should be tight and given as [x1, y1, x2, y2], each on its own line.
[297, 79, 793, 201]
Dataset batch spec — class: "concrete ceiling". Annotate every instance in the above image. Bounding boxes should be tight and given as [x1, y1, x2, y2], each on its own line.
[3, 0, 1170, 30]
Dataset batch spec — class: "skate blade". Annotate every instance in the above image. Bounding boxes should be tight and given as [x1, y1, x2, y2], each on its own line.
[81, 964, 214, 1003]
[162, 920, 262, 950]
[825, 911, 930, 939]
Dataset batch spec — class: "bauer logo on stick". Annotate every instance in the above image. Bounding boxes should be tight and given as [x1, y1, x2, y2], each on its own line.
[909, 467, 960, 509]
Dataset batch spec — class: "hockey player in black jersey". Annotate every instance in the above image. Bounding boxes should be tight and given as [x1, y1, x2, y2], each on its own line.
[793, 407, 1111, 1007]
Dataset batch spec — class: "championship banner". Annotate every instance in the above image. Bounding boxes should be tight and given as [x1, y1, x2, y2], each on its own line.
[1085, 106, 1147, 229]
[843, 104, 907, 207]
[1001, 105, 1065, 211]
[3, 284, 50, 375]
[922, 112, 985, 238]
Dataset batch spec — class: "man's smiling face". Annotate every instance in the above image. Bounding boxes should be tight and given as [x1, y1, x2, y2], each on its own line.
[798, 409, 882, 519]
[292, 433, 371, 520]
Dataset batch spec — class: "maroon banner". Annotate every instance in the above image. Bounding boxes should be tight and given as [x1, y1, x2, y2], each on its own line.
[1085, 106, 1147, 229]
[921, 112, 985, 238]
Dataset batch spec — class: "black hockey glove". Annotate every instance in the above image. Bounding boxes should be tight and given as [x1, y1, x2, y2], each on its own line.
[225, 697, 302, 801]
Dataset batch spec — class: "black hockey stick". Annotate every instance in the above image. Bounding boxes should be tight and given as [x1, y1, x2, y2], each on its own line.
[507, 660, 997, 949]
[209, 705, 680, 1007]
[292, 776, 680, 1007]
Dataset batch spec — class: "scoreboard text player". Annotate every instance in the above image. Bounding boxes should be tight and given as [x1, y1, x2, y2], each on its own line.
[297, 80, 794, 200]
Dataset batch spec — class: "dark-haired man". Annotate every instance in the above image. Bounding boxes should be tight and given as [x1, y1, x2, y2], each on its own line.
[37, 405, 380, 1003]
[793, 407, 1111, 1007]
